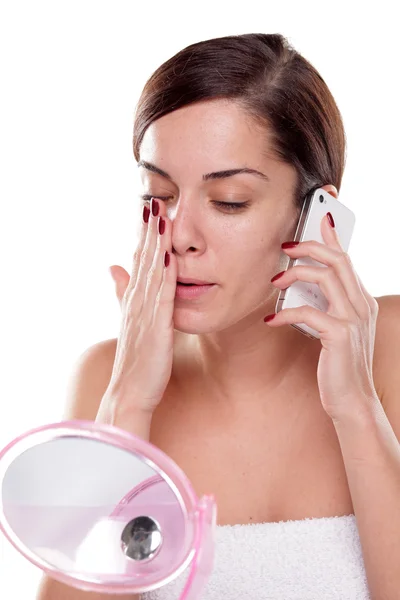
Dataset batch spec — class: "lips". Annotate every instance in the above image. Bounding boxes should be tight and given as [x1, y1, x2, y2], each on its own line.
[175, 281, 216, 299]
[177, 277, 214, 285]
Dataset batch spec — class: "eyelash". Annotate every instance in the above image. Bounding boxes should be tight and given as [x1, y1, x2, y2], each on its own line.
[140, 194, 249, 211]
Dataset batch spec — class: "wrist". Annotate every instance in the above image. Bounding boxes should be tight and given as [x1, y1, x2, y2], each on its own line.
[96, 394, 153, 441]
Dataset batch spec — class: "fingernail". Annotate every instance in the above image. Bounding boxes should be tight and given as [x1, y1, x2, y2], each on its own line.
[158, 216, 165, 235]
[151, 198, 159, 217]
[281, 241, 299, 249]
[264, 313, 276, 322]
[143, 205, 150, 224]
[164, 250, 170, 267]
[327, 212, 335, 228]
[271, 271, 285, 283]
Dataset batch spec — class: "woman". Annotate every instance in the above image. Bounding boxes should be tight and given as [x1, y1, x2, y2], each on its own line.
[37, 33, 400, 600]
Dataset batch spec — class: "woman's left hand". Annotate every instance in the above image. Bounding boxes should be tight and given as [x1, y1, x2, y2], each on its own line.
[265, 212, 380, 423]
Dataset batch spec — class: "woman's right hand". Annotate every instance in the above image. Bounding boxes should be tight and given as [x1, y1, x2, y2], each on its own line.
[106, 197, 177, 416]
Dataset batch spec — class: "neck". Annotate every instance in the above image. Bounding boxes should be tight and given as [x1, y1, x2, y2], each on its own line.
[175, 309, 321, 409]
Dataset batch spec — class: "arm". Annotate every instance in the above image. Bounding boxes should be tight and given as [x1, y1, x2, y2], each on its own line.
[36, 578, 141, 600]
[333, 403, 400, 600]
[36, 339, 146, 600]
[331, 296, 400, 600]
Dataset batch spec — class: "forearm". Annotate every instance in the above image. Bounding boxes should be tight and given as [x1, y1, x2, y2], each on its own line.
[36, 575, 140, 600]
[333, 399, 400, 600]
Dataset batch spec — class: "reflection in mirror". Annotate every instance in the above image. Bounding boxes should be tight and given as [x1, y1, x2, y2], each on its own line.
[1, 436, 189, 582]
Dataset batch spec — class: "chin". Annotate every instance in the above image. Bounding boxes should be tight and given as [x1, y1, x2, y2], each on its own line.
[172, 307, 226, 334]
[172, 318, 216, 335]
[172, 306, 256, 335]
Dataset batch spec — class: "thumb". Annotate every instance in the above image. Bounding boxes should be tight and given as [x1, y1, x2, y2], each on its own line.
[109, 265, 130, 304]
[109, 266, 119, 283]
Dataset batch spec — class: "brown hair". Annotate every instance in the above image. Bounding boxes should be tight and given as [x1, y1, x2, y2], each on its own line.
[133, 33, 347, 212]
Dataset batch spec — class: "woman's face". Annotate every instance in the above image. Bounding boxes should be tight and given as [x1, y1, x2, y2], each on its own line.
[138, 99, 302, 334]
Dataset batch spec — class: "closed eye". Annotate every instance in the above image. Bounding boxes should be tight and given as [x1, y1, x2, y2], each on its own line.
[139, 194, 249, 211]
[212, 201, 249, 210]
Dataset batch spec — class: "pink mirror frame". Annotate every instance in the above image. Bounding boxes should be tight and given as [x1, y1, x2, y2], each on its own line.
[0, 420, 217, 598]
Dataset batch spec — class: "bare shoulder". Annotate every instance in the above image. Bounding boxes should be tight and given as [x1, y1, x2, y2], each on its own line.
[75, 337, 118, 377]
[373, 294, 400, 421]
[62, 338, 118, 421]
[62, 332, 194, 423]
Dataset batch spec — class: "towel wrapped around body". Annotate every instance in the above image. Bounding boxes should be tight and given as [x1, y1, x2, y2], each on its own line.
[141, 514, 370, 600]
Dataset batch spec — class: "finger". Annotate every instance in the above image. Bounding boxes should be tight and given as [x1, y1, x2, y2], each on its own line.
[145, 213, 176, 318]
[133, 198, 164, 314]
[156, 244, 178, 325]
[282, 242, 367, 319]
[274, 264, 357, 320]
[127, 203, 152, 293]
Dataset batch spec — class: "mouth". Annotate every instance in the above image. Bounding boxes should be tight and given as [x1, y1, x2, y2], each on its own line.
[175, 280, 216, 299]
[177, 282, 210, 287]
[177, 278, 215, 286]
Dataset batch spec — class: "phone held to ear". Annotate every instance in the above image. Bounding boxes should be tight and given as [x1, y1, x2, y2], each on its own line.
[275, 187, 356, 340]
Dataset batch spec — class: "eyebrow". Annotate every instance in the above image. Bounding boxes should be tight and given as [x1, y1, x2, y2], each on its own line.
[137, 160, 270, 182]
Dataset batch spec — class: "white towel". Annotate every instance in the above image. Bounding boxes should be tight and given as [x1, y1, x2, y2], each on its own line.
[141, 514, 371, 600]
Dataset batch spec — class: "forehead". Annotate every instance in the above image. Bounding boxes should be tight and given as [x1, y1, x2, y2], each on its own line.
[139, 99, 272, 174]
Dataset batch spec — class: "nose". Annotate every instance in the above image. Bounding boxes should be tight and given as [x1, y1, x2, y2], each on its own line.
[169, 197, 205, 257]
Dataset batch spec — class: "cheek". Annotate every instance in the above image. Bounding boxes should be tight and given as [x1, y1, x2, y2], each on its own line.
[223, 241, 277, 287]
[215, 221, 282, 278]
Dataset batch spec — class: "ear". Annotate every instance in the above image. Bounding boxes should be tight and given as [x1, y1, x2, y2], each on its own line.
[320, 184, 338, 199]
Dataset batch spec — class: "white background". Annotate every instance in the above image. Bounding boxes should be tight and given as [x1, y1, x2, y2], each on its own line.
[0, 0, 399, 597]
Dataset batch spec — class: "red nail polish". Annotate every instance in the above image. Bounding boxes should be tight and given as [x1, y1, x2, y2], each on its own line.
[164, 251, 170, 267]
[327, 212, 335, 228]
[264, 313, 276, 322]
[158, 216, 165, 235]
[281, 241, 299, 249]
[143, 205, 150, 224]
[151, 198, 159, 217]
[271, 271, 285, 283]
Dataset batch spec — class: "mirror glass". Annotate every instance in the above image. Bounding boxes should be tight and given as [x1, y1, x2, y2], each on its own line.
[1, 436, 191, 585]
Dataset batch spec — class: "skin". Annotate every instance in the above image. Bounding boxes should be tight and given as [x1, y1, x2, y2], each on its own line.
[138, 98, 339, 412]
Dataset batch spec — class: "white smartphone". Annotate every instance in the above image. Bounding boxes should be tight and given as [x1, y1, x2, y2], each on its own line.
[275, 187, 356, 340]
